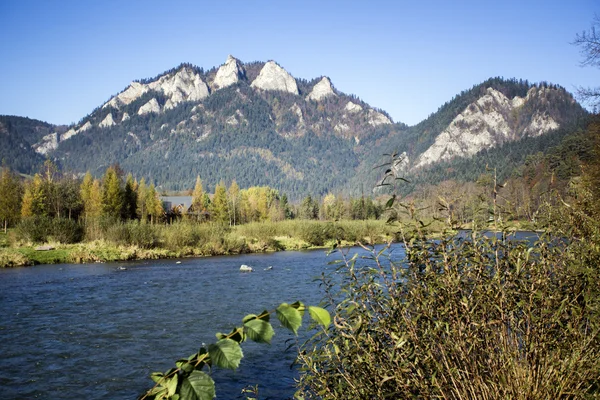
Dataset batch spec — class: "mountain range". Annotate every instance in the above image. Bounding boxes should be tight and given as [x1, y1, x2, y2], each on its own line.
[0, 56, 588, 198]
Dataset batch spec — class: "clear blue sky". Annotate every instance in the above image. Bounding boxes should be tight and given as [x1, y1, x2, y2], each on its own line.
[0, 0, 597, 126]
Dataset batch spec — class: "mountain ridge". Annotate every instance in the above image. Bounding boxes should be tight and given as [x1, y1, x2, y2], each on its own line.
[0, 57, 587, 198]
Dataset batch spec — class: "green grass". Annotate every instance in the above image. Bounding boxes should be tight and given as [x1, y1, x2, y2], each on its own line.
[0, 231, 8, 248]
[16, 247, 71, 265]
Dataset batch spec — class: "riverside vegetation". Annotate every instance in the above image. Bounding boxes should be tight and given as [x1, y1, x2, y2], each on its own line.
[0, 219, 398, 268]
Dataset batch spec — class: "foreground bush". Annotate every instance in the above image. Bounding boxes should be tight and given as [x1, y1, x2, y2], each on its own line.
[296, 224, 600, 399]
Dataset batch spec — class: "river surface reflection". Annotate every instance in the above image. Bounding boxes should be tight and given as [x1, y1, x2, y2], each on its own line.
[0, 244, 405, 399]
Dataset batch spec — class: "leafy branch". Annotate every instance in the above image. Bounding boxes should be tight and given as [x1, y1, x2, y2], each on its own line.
[139, 301, 331, 400]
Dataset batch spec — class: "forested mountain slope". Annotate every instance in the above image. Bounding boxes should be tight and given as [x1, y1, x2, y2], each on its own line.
[1, 57, 587, 198]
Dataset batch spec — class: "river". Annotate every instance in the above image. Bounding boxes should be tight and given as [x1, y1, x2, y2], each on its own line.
[0, 244, 405, 399]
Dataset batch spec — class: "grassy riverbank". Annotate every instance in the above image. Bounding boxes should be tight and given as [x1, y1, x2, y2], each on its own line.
[0, 220, 400, 268]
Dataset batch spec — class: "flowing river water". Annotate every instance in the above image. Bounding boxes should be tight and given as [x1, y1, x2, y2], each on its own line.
[0, 244, 405, 399]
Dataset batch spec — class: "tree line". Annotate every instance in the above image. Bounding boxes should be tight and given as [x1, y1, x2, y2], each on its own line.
[0, 161, 385, 235]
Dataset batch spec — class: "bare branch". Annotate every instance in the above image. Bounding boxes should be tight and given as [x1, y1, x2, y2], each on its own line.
[573, 14, 600, 68]
[576, 86, 600, 109]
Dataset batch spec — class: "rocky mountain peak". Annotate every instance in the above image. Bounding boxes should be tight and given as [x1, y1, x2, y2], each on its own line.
[250, 61, 299, 95]
[102, 67, 209, 112]
[306, 77, 336, 101]
[213, 55, 246, 90]
[414, 87, 562, 168]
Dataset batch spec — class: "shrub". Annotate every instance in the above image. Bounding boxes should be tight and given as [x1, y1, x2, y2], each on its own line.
[127, 221, 159, 249]
[296, 227, 600, 399]
[161, 221, 205, 250]
[48, 218, 84, 244]
[105, 221, 160, 249]
[14, 216, 83, 244]
[14, 216, 53, 243]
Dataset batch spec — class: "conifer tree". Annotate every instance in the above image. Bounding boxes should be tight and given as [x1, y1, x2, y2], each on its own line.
[145, 183, 163, 224]
[123, 174, 138, 220]
[137, 178, 148, 221]
[0, 167, 23, 232]
[102, 166, 124, 220]
[228, 180, 240, 226]
[210, 182, 229, 224]
[21, 174, 47, 217]
[191, 175, 205, 221]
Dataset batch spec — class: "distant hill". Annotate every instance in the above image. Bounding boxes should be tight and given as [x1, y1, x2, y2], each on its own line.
[0, 115, 58, 173]
[0, 57, 588, 198]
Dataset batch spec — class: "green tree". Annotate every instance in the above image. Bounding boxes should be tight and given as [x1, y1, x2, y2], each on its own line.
[299, 195, 319, 220]
[102, 166, 124, 220]
[137, 178, 148, 221]
[21, 174, 47, 217]
[123, 174, 138, 220]
[190, 175, 205, 221]
[210, 182, 229, 224]
[228, 180, 240, 226]
[80, 172, 102, 220]
[145, 183, 163, 224]
[0, 167, 23, 232]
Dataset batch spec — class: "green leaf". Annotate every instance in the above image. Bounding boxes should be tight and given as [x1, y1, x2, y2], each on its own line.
[150, 372, 164, 384]
[176, 359, 195, 374]
[291, 301, 305, 316]
[179, 370, 216, 400]
[308, 306, 331, 328]
[166, 374, 179, 396]
[208, 338, 243, 370]
[244, 319, 275, 344]
[146, 386, 167, 397]
[242, 313, 258, 323]
[385, 195, 396, 208]
[276, 303, 302, 334]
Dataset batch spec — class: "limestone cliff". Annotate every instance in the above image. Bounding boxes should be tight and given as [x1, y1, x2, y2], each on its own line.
[415, 87, 562, 168]
[250, 61, 299, 94]
[306, 77, 336, 101]
[212, 55, 246, 90]
[103, 66, 209, 111]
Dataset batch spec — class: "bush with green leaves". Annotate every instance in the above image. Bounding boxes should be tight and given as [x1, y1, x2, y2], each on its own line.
[15, 216, 83, 244]
[140, 301, 330, 400]
[295, 213, 600, 399]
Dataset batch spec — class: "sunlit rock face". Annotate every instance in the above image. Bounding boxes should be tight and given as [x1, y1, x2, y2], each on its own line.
[99, 113, 115, 128]
[213, 55, 246, 90]
[415, 87, 561, 168]
[103, 67, 209, 110]
[33, 132, 58, 155]
[138, 98, 161, 115]
[368, 109, 392, 126]
[306, 77, 336, 101]
[250, 61, 299, 95]
[344, 101, 363, 113]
